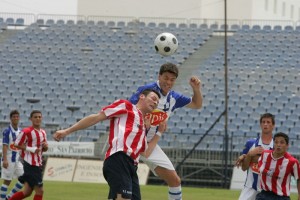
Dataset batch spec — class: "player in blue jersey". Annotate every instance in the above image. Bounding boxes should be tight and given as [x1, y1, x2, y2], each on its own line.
[129, 63, 202, 200]
[235, 113, 275, 200]
[0, 110, 23, 200]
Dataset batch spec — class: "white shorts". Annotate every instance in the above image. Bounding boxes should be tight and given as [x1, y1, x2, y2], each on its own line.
[1, 160, 24, 180]
[238, 186, 259, 200]
[140, 144, 175, 176]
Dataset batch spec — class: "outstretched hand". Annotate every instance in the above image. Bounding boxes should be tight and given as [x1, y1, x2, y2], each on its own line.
[53, 130, 68, 142]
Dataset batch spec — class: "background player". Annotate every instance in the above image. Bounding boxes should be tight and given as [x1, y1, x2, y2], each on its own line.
[9, 110, 48, 200]
[235, 113, 275, 200]
[0, 110, 23, 200]
[129, 63, 202, 200]
[256, 132, 300, 200]
[53, 89, 166, 200]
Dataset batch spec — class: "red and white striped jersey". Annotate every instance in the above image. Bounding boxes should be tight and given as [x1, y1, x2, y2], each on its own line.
[258, 150, 300, 196]
[15, 126, 47, 166]
[102, 99, 147, 164]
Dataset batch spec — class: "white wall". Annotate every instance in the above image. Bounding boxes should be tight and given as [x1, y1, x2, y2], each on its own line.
[77, 0, 203, 19]
[0, 0, 300, 21]
[0, 0, 77, 15]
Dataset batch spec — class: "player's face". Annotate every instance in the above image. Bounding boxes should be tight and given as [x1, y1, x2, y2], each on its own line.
[158, 72, 177, 95]
[260, 117, 274, 134]
[10, 114, 20, 126]
[143, 92, 159, 113]
[273, 136, 288, 155]
[31, 113, 42, 128]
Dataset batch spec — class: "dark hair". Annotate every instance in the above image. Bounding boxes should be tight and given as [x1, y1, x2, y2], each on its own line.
[274, 132, 289, 144]
[30, 110, 42, 118]
[159, 63, 179, 78]
[260, 113, 275, 125]
[10, 110, 20, 118]
[141, 89, 160, 99]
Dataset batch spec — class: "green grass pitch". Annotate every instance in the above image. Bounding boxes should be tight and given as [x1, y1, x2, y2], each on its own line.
[5, 180, 299, 199]
[38, 181, 297, 200]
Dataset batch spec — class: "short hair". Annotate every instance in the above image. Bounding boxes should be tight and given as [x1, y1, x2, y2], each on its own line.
[10, 110, 19, 118]
[274, 132, 289, 144]
[30, 110, 42, 118]
[260, 113, 275, 125]
[140, 89, 160, 99]
[159, 63, 179, 78]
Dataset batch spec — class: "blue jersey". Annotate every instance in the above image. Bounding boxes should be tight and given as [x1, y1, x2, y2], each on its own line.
[242, 137, 273, 191]
[129, 81, 191, 117]
[2, 125, 21, 162]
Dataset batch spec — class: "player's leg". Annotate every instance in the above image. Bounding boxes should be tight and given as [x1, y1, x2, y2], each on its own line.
[6, 162, 24, 200]
[8, 182, 33, 200]
[239, 187, 258, 200]
[0, 180, 11, 200]
[0, 161, 14, 200]
[141, 145, 182, 200]
[32, 185, 44, 200]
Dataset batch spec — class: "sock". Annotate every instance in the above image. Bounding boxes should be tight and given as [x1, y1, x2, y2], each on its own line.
[33, 194, 43, 200]
[0, 184, 8, 200]
[8, 191, 25, 200]
[168, 185, 182, 200]
[6, 181, 23, 199]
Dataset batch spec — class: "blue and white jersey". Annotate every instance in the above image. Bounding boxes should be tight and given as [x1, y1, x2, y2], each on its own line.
[242, 137, 273, 191]
[130, 81, 191, 118]
[2, 125, 21, 162]
[130, 81, 191, 139]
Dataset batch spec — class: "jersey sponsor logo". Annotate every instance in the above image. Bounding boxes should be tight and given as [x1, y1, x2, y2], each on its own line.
[9, 143, 20, 151]
[145, 109, 168, 126]
[250, 162, 259, 174]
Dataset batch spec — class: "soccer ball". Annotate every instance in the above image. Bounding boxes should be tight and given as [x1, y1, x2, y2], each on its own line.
[154, 32, 178, 56]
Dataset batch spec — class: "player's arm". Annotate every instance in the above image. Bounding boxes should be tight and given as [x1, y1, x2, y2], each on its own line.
[53, 112, 107, 141]
[186, 76, 202, 109]
[2, 144, 9, 168]
[2, 130, 10, 168]
[241, 146, 264, 171]
[235, 154, 246, 168]
[142, 121, 167, 158]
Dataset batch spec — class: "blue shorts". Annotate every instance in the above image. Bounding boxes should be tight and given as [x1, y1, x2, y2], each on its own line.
[103, 152, 141, 200]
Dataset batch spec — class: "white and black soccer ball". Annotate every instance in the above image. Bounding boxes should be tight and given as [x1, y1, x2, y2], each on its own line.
[154, 32, 178, 56]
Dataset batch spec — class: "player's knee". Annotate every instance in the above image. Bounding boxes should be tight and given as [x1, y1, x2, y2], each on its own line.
[173, 175, 181, 186]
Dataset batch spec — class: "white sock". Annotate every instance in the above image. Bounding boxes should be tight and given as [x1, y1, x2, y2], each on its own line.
[0, 184, 8, 200]
[6, 181, 23, 199]
[168, 185, 182, 200]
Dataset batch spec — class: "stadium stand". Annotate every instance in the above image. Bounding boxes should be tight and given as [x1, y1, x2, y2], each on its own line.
[0, 16, 299, 163]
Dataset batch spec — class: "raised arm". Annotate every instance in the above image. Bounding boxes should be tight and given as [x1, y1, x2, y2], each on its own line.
[186, 76, 202, 109]
[141, 121, 167, 158]
[53, 112, 107, 141]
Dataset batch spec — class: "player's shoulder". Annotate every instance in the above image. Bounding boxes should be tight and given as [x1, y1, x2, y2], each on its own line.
[139, 82, 158, 90]
[22, 126, 33, 133]
[2, 127, 10, 134]
[245, 138, 257, 145]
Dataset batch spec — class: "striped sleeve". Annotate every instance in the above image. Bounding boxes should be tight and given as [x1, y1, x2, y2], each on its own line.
[102, 99, 129, 118]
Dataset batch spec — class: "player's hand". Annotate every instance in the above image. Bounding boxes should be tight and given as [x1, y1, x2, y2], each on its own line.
[2, 160, 9, 169]
[189, 76, 201, 89]
[248, 146, 264, 157]
[144, 118, 151, 130]
[234, 154, 246, 168]
[42, 142, 48, 152]
[157, 120, 167, 134]
[53, 130, 68, 142]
